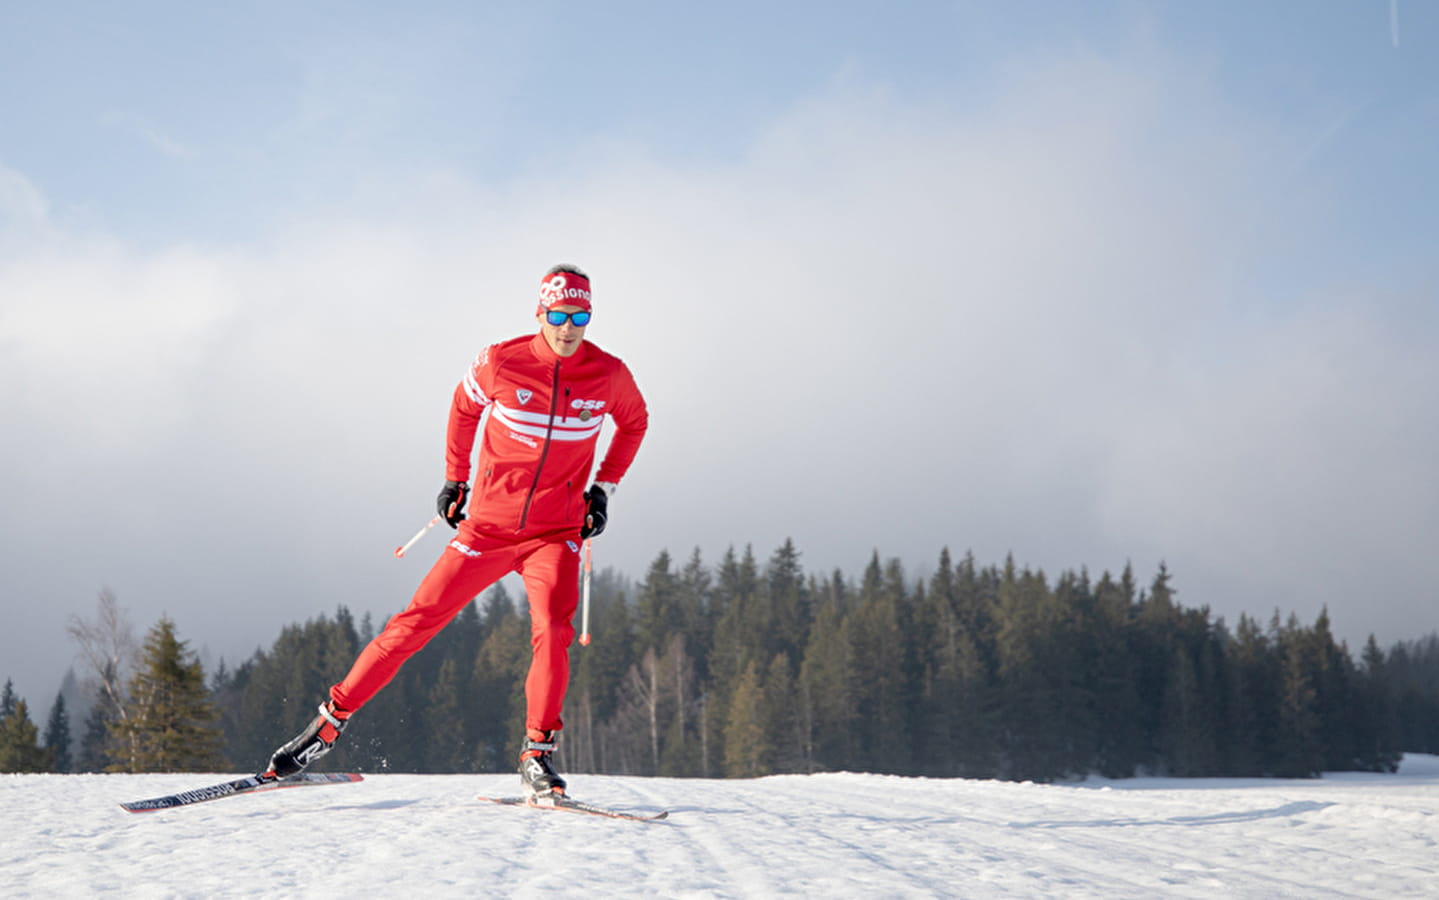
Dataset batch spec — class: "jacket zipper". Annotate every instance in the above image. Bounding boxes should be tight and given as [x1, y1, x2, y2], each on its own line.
[517, 363, 564, 530]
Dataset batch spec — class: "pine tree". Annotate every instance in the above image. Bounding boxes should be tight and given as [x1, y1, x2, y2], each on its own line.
[380, 598, 478, 773]
[568, 584, 637, 773]
[799, 581, 856, 772]
[948, 552, 1001, 778]
[1161, 643, 1207, 775]
[761, 654, 802, 774]
[468, 588, 530, 773]
[1354, 636, 1401, 772]
[223, 610, 367, 773]
[1387, 636, 1439, 753]
[703, 546, 762, 770]
[656, 634, 700, 777]
[1225, 613, 1278, 775]
[676, 548, 714, 682]
[1131, 564, 1180, 773]
[424, 657, 470, 772]
[765, 538, 810, 668]
[939, 628, 996, 777]
[848, 553, 910, 774]
[913, 549, 956, 774]
[108, 616, 225, 772]
[76, 666, 120, 773]
[635, 550, 681, 654]
[1308, 608, 1359, 771]
[1087, 570, 1143, 777]
[992, 558, 1065, 781]
[1, 679, 15, 718]
[44, 692, 73, 773]
[0, 698, 55, 773]
[1272, 614, 1323, 778]
[1049, 570, 1100, 777]
[722, 661, 770, 778]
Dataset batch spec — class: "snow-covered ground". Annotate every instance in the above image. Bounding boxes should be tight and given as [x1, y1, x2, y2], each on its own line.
[5, 755, 1437, 898]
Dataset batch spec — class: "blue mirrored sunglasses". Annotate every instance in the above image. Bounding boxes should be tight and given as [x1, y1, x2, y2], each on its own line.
[545, 309, 591, 327]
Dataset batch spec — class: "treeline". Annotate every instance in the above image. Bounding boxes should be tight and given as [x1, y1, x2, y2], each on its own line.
[1, 609, 227, 774]
[5, 542, 1439, 778]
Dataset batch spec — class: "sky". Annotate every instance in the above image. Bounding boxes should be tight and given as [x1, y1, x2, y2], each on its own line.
[6, 757, 1439, 895]
[2, 2, 1437, 717]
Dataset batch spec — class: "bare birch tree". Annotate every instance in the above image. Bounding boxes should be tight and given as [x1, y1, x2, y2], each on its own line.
[66, 588, 138, 768]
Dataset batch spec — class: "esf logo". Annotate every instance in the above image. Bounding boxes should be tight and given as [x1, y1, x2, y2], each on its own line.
[571, 398, 606, 421]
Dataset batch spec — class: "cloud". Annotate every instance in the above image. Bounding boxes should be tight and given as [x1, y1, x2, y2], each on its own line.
[0, 164, 55, 243]
[100, 110, 192, 160]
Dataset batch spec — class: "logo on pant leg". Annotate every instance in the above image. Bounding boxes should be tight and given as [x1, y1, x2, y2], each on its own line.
[449, 540, 483, 558]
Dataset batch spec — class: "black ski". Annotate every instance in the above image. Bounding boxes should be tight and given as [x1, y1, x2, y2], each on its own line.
[120, 771, 363, 812]
[479, 794, 669, 822]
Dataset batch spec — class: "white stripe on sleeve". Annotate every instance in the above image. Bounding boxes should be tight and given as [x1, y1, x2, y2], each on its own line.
[463, 367, 489, 406]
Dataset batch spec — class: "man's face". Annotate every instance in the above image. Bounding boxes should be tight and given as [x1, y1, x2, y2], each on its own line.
[537, 305, 589, 357]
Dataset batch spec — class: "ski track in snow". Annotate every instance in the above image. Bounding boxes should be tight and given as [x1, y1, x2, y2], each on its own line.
[3, 756, 1437, 898]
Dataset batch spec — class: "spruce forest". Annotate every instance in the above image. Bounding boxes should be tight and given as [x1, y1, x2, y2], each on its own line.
[4, 541, 1439, 780]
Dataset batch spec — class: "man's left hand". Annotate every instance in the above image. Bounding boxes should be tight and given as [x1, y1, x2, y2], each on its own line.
[581, 484, 609, 539]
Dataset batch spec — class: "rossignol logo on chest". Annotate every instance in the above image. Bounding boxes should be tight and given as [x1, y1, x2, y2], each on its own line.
[516, 389, 534, 405]
[539, 275, 591, 309]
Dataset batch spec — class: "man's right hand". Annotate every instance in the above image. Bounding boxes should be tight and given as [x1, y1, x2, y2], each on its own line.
[437, 481, 469, 528]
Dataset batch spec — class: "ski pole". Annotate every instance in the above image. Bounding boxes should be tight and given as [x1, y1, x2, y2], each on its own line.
[394, 515, 442, 558]
[579, 538, 593, 645]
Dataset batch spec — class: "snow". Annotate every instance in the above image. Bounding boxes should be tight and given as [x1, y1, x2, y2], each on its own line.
[5, 756, 1438, 898]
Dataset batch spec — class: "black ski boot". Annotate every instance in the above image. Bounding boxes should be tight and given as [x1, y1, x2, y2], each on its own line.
[265, 700, 351, 778]
[519, 730, 567, 798]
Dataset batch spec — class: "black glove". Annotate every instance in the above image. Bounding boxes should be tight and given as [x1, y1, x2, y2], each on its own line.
[437, 480, 469, 528]
[580, 485, 608, 539]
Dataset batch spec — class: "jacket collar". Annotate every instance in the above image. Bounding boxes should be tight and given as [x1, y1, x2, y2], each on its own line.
[529, 331, 588, 366]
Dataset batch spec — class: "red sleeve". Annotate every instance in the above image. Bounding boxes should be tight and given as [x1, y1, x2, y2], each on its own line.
[445, 347, 494, 483]
[595, 359, 648, 485]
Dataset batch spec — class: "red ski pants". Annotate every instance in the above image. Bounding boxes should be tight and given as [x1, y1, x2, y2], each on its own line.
[330, 530, 581, 735]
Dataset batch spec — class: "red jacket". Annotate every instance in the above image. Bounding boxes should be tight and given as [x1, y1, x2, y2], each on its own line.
[445, 332, 648, 538]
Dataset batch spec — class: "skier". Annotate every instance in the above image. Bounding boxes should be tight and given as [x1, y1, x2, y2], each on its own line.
[263, 264, 648, 798]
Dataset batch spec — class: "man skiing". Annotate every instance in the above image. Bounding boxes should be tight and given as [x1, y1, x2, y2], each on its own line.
[263, 264, 648, 799]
